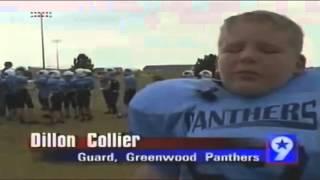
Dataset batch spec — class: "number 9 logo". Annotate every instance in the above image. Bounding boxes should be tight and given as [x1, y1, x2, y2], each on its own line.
[271, 136, 294, 161]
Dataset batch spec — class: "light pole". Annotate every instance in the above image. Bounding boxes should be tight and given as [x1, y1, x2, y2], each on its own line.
[52, 39, 61, 70]
[30, 11, 52, 69]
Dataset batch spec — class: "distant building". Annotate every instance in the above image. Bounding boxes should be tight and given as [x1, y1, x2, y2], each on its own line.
[93, 67, 105, 72]
[143, 64, 194, 78]
[93, 67, 105, 76]
[114, 67, 123, 73]
[93, 67, 123, 75]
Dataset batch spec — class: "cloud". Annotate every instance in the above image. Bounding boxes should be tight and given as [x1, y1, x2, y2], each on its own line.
[1, 1, 320, 69]
[0, 1, 146, 13]
[0, 7, 221, 69]
[304, 1, 320, 13]
[152, 2, 241, 25]
[0, 23, 133, 68]
[1, 1, 90, 12]
[46, 29, 130, 49]
[0, 24, 42, 66]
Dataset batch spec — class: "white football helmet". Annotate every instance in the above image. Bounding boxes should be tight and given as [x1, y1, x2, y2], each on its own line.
[83, 69, 92, 75]
[4, 68, 15, 77]
[63, 70, 74, 77]
[182, 70, 194, 78]
[199, 70, 212, 79]
[49, 70, 61, 78]
[75, 68, 86, 77]
[37, 69, 49, 76]
[82, 69, 92, 77]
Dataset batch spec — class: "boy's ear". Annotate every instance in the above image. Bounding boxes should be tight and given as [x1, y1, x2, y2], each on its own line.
[295, 54, 306, 75]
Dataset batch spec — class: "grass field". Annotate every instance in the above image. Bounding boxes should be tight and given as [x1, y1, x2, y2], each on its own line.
[0, 73, 157, 179]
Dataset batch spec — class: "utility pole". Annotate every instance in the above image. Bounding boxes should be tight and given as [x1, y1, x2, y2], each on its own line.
[30, 11, 52, 69]
[52, 39, 62, 70]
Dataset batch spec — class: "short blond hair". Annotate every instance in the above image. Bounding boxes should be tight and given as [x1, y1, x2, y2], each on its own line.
[219, 10, 304, 54]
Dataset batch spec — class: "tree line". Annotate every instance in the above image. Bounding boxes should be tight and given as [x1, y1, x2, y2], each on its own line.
[193, 54, 218, 78]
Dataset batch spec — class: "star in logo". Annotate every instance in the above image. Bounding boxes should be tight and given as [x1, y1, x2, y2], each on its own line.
[276, 139, 288, 149]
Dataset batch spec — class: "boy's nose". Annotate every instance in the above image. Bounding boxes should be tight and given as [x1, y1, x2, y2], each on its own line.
[238, 47, 259, 64]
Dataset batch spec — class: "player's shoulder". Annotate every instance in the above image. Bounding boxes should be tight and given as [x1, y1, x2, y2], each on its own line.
[284, 67, 320, 92]
[303, 67, 320, 81]
[39, 77, 48, 82]
[16, 75, 27, 80]
[130, 78, 220, 113]
[48, 78, 59, 84]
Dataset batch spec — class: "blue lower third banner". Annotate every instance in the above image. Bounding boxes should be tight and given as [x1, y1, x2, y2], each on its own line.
[38, 149, 271, 164]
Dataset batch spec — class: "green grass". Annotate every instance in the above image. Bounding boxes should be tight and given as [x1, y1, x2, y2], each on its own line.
[0, 74, 158, 179]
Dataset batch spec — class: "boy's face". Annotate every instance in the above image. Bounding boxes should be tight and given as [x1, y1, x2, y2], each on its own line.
[218, 21, 305, 97]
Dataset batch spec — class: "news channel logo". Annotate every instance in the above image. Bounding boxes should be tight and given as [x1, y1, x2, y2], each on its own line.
[266, 134, 298, 164]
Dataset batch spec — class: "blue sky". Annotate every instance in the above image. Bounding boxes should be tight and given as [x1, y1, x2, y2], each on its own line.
[0, 1, 319, 69]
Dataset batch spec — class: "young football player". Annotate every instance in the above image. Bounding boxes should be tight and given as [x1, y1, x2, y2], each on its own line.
[120, 68, 137, 118]
[129, 10, 319, 179]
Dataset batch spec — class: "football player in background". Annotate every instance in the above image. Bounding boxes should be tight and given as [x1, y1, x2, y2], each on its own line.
[35, 70, 50, 114]
[129, 10, 319, 180]
[47, 70, 66, 124]
[15, 67, 35, 123]
[107, 71, 120, 116]
[62, 70, 78, 119]
[1, 68, 28, 123]
[199, 69, 213, 79]
[0, 71, 5, 119]
[120, 68, 137, 118]
[0, 61, 13, 118]
[72, 68, 95, 121]
[181, 70, 195, 78]
[100, 68, 113, 114]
